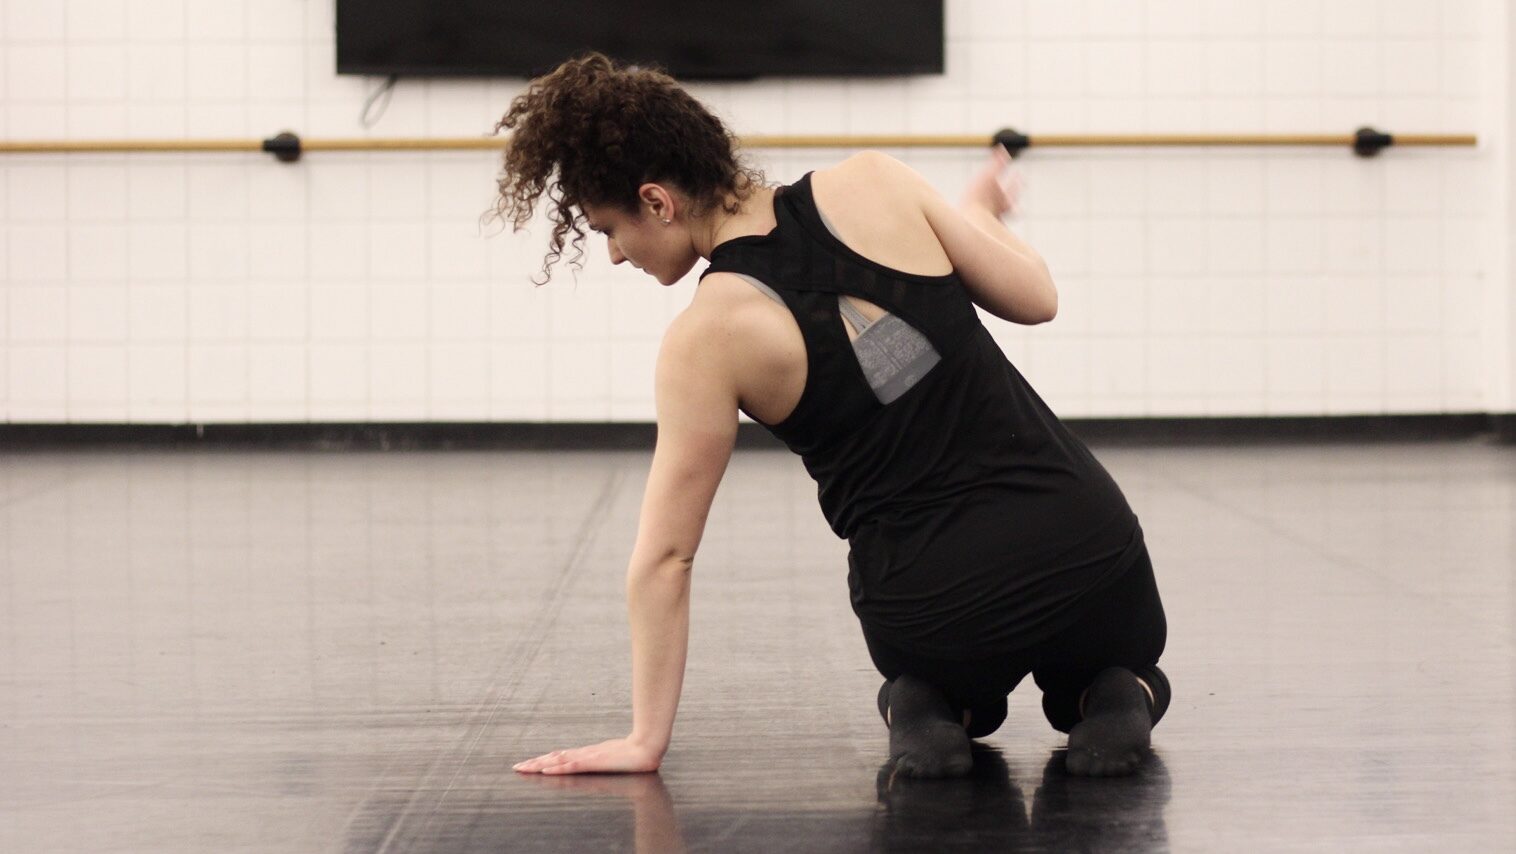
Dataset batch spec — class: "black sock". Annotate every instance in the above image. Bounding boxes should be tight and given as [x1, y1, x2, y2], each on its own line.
[881, 674, 972, 778]
[1065, 667, 1152, 777]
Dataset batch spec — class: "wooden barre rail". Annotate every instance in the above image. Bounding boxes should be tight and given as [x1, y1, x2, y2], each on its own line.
[0, 129, 1479, 160]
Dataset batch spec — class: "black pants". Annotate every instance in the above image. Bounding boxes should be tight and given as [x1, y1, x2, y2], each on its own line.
[864, 545, 1170, 739]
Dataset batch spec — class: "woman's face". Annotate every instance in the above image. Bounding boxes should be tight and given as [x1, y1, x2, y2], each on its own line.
[580, 187, 697, 287]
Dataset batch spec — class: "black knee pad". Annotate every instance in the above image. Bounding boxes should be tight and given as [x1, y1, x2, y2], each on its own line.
[1129, 664, 1171, 728]
[1040, 664, 1171, 733]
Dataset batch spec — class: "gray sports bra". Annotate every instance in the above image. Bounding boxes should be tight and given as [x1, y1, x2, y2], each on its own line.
[731, 207, 942, 405]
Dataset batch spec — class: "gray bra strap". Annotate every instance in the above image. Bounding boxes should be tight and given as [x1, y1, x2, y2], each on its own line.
[735, 272, 875, 335]
[815, 204, 844, 241]
[837, 295, 873, 334]
[731, 273, 785, 306]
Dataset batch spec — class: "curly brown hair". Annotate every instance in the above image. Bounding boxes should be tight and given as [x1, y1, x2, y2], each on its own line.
[481, 52, 767, 285]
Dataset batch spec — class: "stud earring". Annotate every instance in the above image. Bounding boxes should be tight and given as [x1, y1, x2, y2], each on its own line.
[661, 218, 671, 225]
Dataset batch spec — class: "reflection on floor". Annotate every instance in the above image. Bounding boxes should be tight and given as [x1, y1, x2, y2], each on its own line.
[1, 439, 1512, 851]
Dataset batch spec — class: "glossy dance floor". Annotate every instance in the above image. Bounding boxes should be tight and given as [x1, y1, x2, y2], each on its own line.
[2, 438, 1513, 852]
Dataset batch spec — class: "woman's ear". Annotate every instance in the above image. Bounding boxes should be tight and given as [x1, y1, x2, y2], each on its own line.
[639, 183, 675, 222]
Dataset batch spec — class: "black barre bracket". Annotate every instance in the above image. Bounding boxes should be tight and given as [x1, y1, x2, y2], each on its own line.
[992, 127, 1030, 159]
[263, 131, 302, 163]
[1353, 126, 1393, 157]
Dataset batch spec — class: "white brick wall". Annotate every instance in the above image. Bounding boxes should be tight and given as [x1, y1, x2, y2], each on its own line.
[0, 0, 1505, 423]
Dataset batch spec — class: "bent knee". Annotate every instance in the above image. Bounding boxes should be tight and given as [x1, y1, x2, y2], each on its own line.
[965, 697, 1008, 739]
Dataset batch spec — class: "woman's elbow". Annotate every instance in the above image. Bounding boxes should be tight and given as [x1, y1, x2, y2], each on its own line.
[1035, 281, 1058, 323]
[628, 549, 695, 580]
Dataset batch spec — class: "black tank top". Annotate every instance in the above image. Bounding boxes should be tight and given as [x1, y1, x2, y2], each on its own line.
[700, 172, 1145, 659]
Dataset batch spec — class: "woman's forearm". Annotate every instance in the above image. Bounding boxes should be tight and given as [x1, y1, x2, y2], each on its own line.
[960, 203, 1052, 279]
[625, 560, 692, 757]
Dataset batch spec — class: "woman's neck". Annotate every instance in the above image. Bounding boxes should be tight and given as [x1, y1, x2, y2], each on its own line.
[696, 185, 778, 259]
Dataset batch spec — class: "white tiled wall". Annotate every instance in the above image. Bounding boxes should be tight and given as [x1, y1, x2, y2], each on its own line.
[0, 0, 1506, 423]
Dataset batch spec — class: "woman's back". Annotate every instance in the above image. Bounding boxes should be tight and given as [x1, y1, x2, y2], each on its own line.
[696, 163, 1145, 658]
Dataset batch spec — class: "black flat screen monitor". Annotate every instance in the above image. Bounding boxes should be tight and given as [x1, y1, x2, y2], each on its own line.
[336, 1, 944, 80]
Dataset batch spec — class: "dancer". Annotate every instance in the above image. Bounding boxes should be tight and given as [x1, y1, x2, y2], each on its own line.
[496, 53, 1170, 779]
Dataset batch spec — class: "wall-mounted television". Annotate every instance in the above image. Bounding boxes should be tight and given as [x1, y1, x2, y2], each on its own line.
[336, 1, 944, 80]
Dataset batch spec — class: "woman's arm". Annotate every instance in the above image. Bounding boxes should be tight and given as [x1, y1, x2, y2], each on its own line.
[625, 558, 692, 756]
[855, 148, 1057, 325]
[626, 307, 739, 752]
[515, 307, 738, 775]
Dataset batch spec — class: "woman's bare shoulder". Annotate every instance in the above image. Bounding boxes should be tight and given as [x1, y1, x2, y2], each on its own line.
[810, 151, 933, 226]
[808, 152, 953, 277]
[822, 150, 927, 193]
[685, 272, 789, 336]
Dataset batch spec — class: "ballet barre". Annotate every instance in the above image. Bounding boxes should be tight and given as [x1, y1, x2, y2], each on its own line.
[0, 127, 1478, 162]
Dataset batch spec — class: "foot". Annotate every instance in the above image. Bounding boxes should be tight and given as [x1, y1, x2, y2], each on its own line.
[885, 674, 973, 778]
[1065, 667, 1151, 777]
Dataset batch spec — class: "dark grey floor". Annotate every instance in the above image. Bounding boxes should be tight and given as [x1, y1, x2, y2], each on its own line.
[1, 439, 1513, 852]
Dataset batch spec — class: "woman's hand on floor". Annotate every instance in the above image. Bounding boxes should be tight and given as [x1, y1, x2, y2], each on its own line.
[513, 737, 663, 775]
